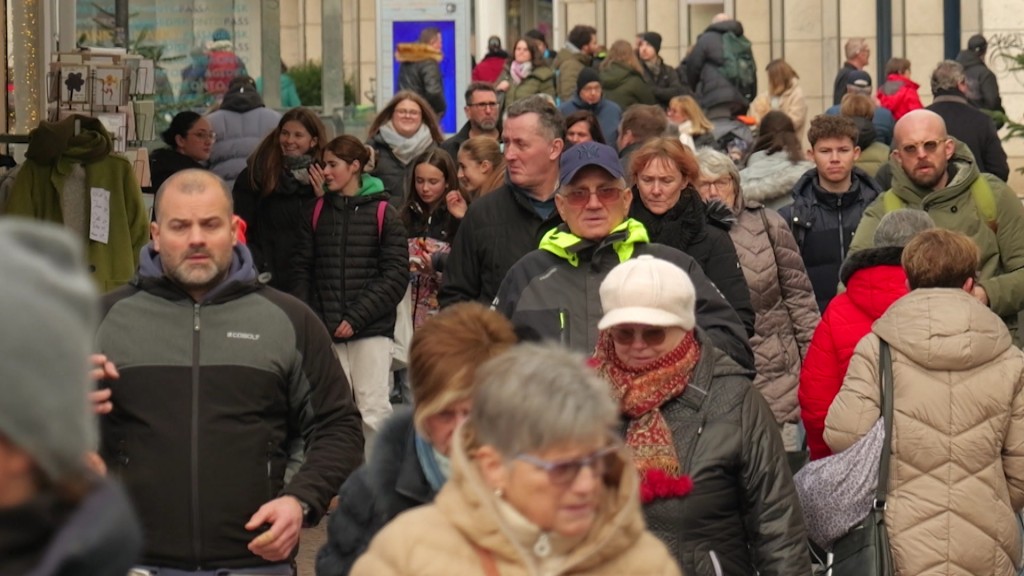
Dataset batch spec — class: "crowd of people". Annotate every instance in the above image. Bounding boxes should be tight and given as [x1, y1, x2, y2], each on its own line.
[4, 13, 1024, 576]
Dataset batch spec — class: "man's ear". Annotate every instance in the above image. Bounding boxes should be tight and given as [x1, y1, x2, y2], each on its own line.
[943, 137, 955, 160]
[805, 148, 814, 161]
[853, 146, 862, 161]
[150, 221, 160, 249]
[549, 137, 565, 161]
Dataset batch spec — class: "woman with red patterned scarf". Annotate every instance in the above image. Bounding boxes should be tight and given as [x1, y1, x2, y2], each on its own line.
[592, 255, 811, 576]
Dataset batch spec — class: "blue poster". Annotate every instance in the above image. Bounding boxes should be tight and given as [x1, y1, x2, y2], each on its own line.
[392, 21, 457, 134]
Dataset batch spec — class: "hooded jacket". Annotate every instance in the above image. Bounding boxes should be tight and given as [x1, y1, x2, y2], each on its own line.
[600, 61, 657, 110]
[207, 88, 282, 190]
[640, 56, 689, 107]
[825, 289, 1024, 576]
[799, 245, 907, 460]
[559, 95, 622, 146]
[739, 150, 813, 211]
[682, 20, 752, 115]
[877, 73, 923, 120]
[553, 45, 594, 103]
[396, 42, 445, 116]
[629, 189, 756, 336]
[927, 91, 1009, 181]
[956, 48, 1003, 114]
[780, 167, 882, 312]
[723, 196, 820, 424]
[98, 243, 364, 569]
[493, 219, 754, 370]
[5, 115, 148, 292]
[624, 330, 811, 576]
[291, 175, 409, 342]
[350, 423, 681, 576]
[439, 180, 564, 307]
[317, 409, 435, 576]
[850, 139, 1024, 324]
[0, 478, 142, 576]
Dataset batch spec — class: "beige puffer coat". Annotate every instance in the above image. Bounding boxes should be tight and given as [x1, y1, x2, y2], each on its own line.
[351, 427, 681, 576]
[825, 288, 1024, 576]
[728, 199, 820, 423]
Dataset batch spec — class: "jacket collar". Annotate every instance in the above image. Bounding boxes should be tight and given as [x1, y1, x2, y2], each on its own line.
[134, 243, 261, 304]
[539, 219, 649, 267]
[793, 166, 880, 209]
[887, 138, 979, 205]
[839, 245, 904, 285]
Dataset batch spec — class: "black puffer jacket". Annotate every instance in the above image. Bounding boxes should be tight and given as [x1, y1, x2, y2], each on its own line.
[292, 177, 410, 341]
[367, 133, 426, 208]
[641, 56, 691, 107]
[629, 188, 755, 336]
[682, 20, 752, 115]
[779, 167, 881, 311]
[637, 329, 810, 575]
[316, 409, 435, 576]
[232, 165, 317, 292]
[147, 147, 204, 197]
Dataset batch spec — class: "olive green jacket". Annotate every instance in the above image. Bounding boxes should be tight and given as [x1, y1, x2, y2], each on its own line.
[849, 140, 1024, 322]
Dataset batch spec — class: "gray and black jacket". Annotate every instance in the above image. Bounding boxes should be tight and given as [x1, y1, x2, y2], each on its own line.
[97, 244, 364, 570]
[492, 219, 753, 369]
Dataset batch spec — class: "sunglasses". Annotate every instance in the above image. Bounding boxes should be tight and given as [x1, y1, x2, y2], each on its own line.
[560, 186, 622, 207]
[515, 445, 619, 486]
[608, 326, 669, 346]
[897, 138, 947, 156]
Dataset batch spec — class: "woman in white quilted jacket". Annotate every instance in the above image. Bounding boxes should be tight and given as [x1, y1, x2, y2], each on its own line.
[826, 228, 1024, 576]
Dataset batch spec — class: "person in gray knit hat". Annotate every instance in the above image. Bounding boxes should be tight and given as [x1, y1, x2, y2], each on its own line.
[0, 218, 142, 575]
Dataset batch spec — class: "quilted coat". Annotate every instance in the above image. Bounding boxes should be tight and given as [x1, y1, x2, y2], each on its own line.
[825, 288, 1024, 576]
[739, 150, 813, 212]
[351, 426, 681, 576]
[726, 198, 819, 423]
[799, 246, 907, 460]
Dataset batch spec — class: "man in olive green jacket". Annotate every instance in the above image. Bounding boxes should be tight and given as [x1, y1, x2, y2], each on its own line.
[849, 109, 1024, 338]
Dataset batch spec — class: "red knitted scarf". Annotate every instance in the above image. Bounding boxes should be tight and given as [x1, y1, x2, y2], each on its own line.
[594, 330, 698, 503]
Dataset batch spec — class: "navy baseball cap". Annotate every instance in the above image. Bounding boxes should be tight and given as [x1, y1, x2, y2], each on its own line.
[559, 142, 624, 187]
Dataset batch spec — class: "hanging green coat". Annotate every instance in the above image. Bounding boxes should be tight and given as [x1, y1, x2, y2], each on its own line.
[600, 62, 656, 111]
[5, 115, 148, 292]
[849, 139, 1024, 327]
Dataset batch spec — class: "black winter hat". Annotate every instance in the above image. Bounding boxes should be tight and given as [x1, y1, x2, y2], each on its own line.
[640, 32, 662, 54]
[577, 67, 601, 93]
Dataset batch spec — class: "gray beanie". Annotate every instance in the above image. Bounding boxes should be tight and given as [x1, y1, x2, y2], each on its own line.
[873, 209, 935, 248]
[0, 218, 98, 482]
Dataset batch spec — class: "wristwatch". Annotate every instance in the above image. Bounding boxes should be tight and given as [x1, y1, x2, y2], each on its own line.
[296, 498, 312, 526]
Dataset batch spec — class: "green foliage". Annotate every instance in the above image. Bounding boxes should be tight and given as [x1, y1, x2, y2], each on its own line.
[288, 60, 358, 107]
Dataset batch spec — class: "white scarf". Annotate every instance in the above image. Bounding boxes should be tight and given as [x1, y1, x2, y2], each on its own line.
[379, 121, 435, 166]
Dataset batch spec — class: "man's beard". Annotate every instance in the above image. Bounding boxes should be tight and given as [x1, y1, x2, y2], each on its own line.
[474, 118, 498, 132]
[908, 162, 946, 190]
[166, 249, 230, 295]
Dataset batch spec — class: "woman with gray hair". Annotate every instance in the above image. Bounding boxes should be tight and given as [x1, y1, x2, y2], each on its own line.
[351, 344, 681, 576]
[695, 146, 821, 455]
[799, 208, 934, 460]
[592, 255, 809, 574]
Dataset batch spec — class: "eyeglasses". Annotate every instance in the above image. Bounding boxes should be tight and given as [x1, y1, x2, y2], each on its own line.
[560, 186, 622, 207]
[515, 445, 618, 486]
[394, 108, 422, 118]
[189, 131, 217, 142]
[467, 102, 499, 109]
[897, 139, 947, 156]
[608, 326, 668, 346]
[580, 84, 602, 94]
[697, 178, 732, 192]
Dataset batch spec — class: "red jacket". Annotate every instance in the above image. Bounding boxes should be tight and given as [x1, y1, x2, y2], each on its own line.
[799, 246, 908, 460]
[877, 73, 923, 120]
[472, 53, 508, 84]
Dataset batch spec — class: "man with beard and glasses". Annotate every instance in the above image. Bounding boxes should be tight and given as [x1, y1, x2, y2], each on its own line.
[441, 82, 501, 160]
[94, 169, 364, 574]
[850, 109, 1024, 340]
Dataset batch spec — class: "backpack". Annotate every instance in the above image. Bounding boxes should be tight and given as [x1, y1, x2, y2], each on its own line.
[312, 197, 388, 239]
[881, 177, 998, 232]
[720, 31, 756, 102]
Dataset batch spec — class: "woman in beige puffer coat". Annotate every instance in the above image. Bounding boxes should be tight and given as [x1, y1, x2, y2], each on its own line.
[695, 148, 820, 439]
[826, 229, 1024, 576]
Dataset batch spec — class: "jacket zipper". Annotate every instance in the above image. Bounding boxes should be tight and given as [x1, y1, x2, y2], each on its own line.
[191, 303, 202, 567]
[836, 195, 846, 262]
[686, 415, 707, 473]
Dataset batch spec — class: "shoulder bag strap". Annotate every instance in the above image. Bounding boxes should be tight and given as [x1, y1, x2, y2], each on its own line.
[312, 196, 324, 231]
[875, 339, 895, 508]
[376, 200, 387, 242]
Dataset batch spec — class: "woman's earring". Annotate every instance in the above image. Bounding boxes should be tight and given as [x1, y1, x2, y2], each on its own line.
[494, 488, 504, 498]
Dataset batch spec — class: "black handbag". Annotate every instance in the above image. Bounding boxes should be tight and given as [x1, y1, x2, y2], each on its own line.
[827, 339, 896, 576]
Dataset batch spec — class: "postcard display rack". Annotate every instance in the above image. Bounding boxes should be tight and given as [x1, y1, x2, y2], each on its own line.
[47, 51, 154, 188]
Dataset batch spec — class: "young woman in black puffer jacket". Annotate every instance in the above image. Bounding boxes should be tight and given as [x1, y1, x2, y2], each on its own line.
[292, 135, 410, 446]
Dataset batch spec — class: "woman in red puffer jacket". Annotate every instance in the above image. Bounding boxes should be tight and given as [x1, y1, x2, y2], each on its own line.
[877, 57, 923, 120]
[799, 210, 933, 460]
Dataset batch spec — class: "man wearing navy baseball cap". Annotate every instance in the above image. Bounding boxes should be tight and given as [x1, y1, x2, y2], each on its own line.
[492, 141, 752, 368]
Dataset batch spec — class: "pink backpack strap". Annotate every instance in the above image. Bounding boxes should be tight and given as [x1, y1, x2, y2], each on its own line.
[312, 196, 325, 231]
[376, 200, 387, 241]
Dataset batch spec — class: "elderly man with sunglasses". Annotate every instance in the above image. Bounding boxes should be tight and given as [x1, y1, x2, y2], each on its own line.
[850, 109, 1024, 341]
[492, 141, 753, 369]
